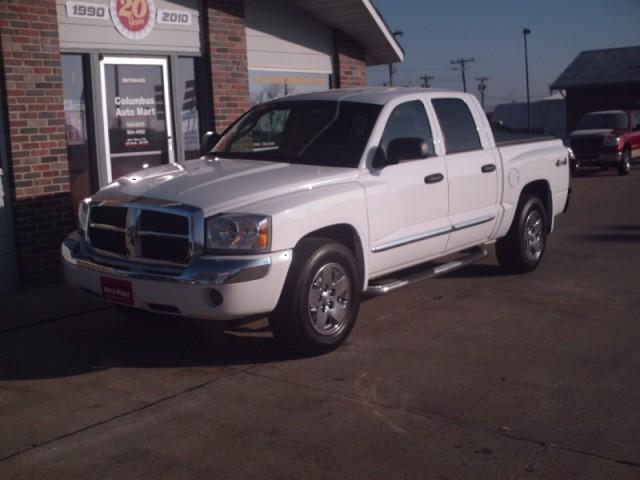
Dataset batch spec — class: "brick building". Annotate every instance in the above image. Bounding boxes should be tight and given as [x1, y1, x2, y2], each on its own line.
[0, 0, 403, 292]
[551, 46, 640, 132]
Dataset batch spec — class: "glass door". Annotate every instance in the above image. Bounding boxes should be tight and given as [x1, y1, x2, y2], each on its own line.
[99, 57, 174, 182]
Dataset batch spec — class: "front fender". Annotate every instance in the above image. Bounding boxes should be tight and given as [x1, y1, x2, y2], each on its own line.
[238, 182, 371, 288]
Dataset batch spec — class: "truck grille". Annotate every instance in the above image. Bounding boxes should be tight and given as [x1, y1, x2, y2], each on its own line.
[571, 136, 604, 156]
[87, 205, 193, 265]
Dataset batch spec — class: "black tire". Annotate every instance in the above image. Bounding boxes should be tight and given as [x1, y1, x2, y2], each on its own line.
[618, 147, 631, 176]
[268, 238, 361, 355]
[496, 195, 547, 274]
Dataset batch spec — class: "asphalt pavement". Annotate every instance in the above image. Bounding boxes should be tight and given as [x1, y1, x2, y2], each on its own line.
[1, 165, 639, 479]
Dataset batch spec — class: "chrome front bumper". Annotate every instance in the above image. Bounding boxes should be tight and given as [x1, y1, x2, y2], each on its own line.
[62, 231, 293, 320]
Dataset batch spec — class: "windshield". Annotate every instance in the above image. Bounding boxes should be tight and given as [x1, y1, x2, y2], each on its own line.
[576, 113, 629, 130]
[212, 100, 382, 168]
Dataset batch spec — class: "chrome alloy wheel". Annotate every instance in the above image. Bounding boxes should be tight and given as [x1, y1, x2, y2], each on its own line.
[308, 262, 352, 336]
[524, 210, 544, 262]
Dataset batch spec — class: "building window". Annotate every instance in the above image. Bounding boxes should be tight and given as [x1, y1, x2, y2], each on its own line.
[177, 57, 201, 160]
[62, 54, 96, 212]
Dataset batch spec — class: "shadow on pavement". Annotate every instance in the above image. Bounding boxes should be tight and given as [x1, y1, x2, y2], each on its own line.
[0, 312, 304, 381]
[441, 263, 507, 279]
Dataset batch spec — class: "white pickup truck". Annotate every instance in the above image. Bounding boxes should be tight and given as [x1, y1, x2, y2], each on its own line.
[62, 88, 570, 354]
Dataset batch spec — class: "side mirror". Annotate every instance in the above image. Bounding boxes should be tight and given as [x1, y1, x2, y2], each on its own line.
[387, 138, 430, 164]
[372, 146, 388, 169]
[201, 131, 221, 155]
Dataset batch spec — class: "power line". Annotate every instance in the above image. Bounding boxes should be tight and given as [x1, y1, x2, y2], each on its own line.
[450, 57, 475, 92]
[477, 76, 488, 111]
[420, 74, 435, 88]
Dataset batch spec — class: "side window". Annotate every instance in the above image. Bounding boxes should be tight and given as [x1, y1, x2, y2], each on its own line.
[432, 98, 482, 154]
[381, 100, 434, 159]
[632, 112, 640, 129]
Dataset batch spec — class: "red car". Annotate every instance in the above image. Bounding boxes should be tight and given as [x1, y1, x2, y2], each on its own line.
[569, 110, 640, 176]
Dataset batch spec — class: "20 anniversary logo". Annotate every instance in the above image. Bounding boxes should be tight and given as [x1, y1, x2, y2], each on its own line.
[110, 0, 156, 40]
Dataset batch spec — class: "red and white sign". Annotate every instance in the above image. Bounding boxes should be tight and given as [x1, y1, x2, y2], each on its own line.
[110, 0, 156, 40]
[101, 276, 134, 305]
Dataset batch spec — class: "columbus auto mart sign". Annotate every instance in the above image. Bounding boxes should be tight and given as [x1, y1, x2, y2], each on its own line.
[66, 1, 192, 40]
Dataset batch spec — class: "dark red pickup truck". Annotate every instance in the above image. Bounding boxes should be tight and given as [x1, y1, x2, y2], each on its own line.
[569, 110, 640, 176]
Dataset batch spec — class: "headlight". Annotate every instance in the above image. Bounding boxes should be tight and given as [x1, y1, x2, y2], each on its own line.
[78, 198, 91, 235]
[206, 214, 271, 253]
[603, 135, 620, 147]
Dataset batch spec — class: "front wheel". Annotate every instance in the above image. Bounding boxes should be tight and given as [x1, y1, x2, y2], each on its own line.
[496, 195, 547, 274]
[618, 148, 631, 176]
[269, 238, 361, 355]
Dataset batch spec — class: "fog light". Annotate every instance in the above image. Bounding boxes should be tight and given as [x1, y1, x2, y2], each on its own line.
[210, 289, 224, 306]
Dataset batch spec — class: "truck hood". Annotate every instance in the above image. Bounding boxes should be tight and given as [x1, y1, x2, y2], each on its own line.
[92, 157, 359, 214]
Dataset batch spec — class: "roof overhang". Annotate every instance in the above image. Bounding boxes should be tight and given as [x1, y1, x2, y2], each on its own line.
[291, 0, 404, 66]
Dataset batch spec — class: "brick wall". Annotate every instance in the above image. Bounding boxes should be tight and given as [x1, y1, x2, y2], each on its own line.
[0, 0, 73, 287]
[204, 0, 251, 133]
[333, 30, 367, 88]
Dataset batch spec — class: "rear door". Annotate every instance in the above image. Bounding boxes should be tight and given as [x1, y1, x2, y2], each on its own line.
[362, 98, 450, 277]
[431, 97, 500, 252]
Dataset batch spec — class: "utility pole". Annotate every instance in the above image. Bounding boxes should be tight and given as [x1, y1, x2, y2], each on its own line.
[388, 30, 403, 86]
[477, 77, 488, 111]
[420, 74, 435, 88]
[523, 28, 531, 132]
[451, 57, 475, 92]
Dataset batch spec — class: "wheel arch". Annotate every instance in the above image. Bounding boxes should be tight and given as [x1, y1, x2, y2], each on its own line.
[295, 224, 367, 291]
[520, 179, 553, 233]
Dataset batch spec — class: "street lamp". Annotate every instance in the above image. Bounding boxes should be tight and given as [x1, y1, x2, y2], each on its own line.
[523, 28, 531, 132]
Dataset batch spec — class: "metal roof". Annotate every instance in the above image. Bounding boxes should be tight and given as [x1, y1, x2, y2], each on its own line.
[291, 0, 404, 66]
[551, 46, 640, 89]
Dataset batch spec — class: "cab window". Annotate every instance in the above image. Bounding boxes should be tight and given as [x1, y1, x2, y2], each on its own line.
[380, 100, 435, 159]
[432, 98, 482, 154]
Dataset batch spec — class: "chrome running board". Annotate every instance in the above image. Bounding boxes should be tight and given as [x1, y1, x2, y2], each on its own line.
[365, 246, 488, 296]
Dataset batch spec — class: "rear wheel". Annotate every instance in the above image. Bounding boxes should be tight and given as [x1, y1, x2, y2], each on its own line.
[269, 238, 361, 355]
[618, 147, 631, 176]
[496, 195, 547, 274]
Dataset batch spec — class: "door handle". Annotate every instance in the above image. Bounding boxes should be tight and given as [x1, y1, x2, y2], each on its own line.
[481, 164, 497, 173]
[424, 173, 444, 184]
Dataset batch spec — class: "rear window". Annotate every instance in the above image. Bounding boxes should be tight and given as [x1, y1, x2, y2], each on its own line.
[432, 98, 482, 154]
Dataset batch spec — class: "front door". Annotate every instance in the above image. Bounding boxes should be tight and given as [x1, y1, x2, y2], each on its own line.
[363, 99, 451, 278]
[100, 57, 175, 182]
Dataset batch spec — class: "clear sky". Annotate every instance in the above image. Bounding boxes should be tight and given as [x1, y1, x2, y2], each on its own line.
[367, 0, 640, 108]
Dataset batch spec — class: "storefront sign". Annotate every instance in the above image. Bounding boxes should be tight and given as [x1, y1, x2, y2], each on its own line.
[66, 1, 109, 19]
[157, 9, 192, 26]
[110, 0, 157, 40]
[102, 58, 173, 180]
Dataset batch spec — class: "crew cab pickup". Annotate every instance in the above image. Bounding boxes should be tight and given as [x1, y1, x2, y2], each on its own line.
[62, 88, 570, 354]
[569, 110, 640, 176]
